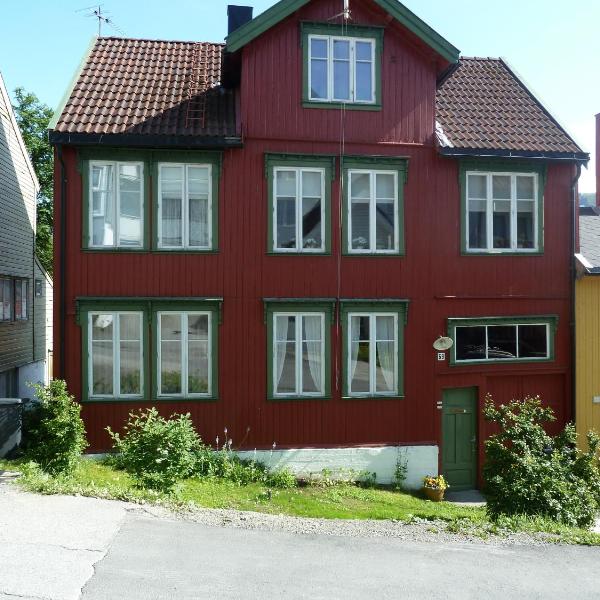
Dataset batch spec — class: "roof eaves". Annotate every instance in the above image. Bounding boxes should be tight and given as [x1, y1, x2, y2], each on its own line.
[48, 36, 97, 131]
[499, 57, 586, 156]
[438, 146, 590, 164]
[226, 0, 459, 63]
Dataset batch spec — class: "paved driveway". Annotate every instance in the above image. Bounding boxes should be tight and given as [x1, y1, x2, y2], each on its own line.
[1, 481, 599, 600]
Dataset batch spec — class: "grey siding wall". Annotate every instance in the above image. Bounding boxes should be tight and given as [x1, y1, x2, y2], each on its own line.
[0, 75, 37, 373]
[34, 259, 52, 365]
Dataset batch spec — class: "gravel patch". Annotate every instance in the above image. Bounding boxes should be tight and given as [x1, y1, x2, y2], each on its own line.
[136, 502, 552, 546]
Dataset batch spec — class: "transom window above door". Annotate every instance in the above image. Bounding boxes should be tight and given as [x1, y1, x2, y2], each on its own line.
[465, 170, 541, 253]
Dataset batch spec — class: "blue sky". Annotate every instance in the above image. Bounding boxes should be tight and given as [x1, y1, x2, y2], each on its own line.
[1, 0, 596, 191]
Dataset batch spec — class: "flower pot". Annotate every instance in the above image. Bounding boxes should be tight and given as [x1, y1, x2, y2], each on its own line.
[423, 487, 445, 502]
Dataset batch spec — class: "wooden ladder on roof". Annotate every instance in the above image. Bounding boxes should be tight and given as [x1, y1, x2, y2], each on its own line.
[185, 43, 208, 129]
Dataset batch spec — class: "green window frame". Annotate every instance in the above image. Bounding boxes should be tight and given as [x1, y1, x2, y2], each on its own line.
[77, 297, 221, 402]
[459, 159, 547, 256]
[264, 299, 335, 401]
[342, 156, 408, 256]
[80, 149, 151, 252]
[447, 315, 558, 366]
[78, 149, 222, 253]
[265, 153, 335, 255]
[301, 22, 383, 110]
[340, 300, 408, 399]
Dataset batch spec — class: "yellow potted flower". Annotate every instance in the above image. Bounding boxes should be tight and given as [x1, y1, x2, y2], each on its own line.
[422, 475, 449, 501]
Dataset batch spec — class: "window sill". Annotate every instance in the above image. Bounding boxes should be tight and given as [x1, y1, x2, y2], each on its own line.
[152, 249, 219, 254]
[342, 394, 404, 400]
[461, 250, 543, 257]
[450, 358, 553, 367]
[83, 396, 218, 403]
[268, 395, 330, 402]
[343, 252, 405, 258]
[302, 101, 381, 112]
[83, 247, 149, 253]
[266, 251, 331, 257]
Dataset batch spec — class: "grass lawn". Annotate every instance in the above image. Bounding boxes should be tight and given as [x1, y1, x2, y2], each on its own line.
[2, 457, 600, 545]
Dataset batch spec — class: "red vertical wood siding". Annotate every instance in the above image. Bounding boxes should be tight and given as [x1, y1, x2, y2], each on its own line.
[54, 0, 573, 453]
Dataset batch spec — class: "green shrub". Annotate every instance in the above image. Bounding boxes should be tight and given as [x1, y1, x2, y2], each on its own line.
[483, 395, 600, 528]
[195, 443, 296, 489]
[106, 408, 201, 492]
[22, 380, 88, 475]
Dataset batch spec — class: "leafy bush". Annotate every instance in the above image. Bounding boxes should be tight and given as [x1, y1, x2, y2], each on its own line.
[195, 442, 296, 489]
[22, 380, 88, 475]
[106, 408, 201, 492]
[483, 395, 600, 528]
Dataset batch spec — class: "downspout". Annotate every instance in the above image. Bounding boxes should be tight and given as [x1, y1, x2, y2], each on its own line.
[571, 162, 582, 424]
[57, 145, 67, 380]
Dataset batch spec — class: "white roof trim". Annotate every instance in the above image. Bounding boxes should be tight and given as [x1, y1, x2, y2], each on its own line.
[435, 120, 453, 148]
[0, 71, 40, 194]
[575, 253, 594, 270]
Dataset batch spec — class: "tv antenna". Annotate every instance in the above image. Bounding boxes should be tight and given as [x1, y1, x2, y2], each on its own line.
[76, 5, 125, 36]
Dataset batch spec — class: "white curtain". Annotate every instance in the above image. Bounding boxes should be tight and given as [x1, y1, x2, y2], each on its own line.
[304, 316, 322, 393]
[350, 316, 360, 388]
[274, 316, 288, 393]
[376, 316, 395, 392]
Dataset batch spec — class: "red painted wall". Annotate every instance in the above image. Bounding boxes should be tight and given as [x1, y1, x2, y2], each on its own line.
[54, 0, 573, 454]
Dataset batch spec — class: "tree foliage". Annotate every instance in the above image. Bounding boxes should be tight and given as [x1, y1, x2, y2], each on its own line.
[12, 87, 54, 274]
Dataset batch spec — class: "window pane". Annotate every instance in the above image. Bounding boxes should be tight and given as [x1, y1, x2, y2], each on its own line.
[467, 174, 487, 199]
[492, 175, 511, 199]
[517, 201, 535, 249]
[375, 316, 395, 393]
[333, 57, 350, 100]
[275, 315, 296, 394]
[351, 201, 370, 249]
[455, 326, 486, 361]
[119, 314, 141, 395]
[160, 167, 183, 247]
[1, 279, 10, 320]
[302, 171, 321, 197]
[355, 61, 372, 102]
[188, 340, 209, 394]
[91, 164, 115, 247]
[14, 281, 22, 319]
[468, 199, 487, 248]
[118, 164, 142, 248]
[276, 170, 296, 197]
[375, 200, 394, 250]
[188, 314, 208, 341]
[355, 41, 372, 61]
[302, 315, 322, 394]
[310, 59, 327, 99]
[493, 199, 511, 249]
[376, 174, 394, 199]
[333, 39, 350, 59]
[160, 314, 182, 394]
[276, 197, 296, 249]
[91, 314, 114, 396]
[350, 316, 370, 394]
[518, 325, 547, 358]
[517, 176, 535, 200]
[487, 325, 516, 359]
[189, 197, 208, 247]
[302, 197, 322, 249]
[310, 38, 327, 59]
[351, 172, 370, 199]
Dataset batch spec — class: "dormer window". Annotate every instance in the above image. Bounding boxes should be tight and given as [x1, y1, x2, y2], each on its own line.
[302, 23, 382, 110]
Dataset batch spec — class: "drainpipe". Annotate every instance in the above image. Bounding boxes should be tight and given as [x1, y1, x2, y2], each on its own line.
[571, 162, 582, 424]
[57, 145, 67, 380]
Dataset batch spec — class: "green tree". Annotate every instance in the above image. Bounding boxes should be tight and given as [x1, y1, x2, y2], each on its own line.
[12, 87, 54, 274]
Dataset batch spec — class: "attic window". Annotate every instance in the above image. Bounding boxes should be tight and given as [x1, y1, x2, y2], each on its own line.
[302, 23, 382, 110]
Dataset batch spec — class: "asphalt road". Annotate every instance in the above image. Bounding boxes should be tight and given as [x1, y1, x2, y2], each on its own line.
[82, 517, 600, 600]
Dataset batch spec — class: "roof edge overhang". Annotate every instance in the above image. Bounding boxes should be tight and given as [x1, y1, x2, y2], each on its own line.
[47, 131, 244, 149]
[225, 0, 460, 63]
[575, 253, 600, 276]
[438, 146, 590, 164]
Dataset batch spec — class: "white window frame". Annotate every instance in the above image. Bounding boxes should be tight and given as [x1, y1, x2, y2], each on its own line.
[308, 34, 376, 104]
[273, 167, 326, 253]
[347, 312, 398, 397]
[157, 311, 212, 398]
[347, 169, 399, 254]
[465, 171, 539, 253]
[157, 163, 213, 250]
[88, 311, 144, 399]
[272, 311, 326, 398]
[454, 322, 551, 363]
[0, 277, 12, 321]
[89, 160, 145, 248]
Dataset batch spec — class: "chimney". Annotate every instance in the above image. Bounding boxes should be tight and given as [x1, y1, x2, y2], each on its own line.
[228, 5, 253, 35]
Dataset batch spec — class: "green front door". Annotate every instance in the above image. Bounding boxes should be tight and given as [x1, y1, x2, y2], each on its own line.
[442, 387, 478, 490]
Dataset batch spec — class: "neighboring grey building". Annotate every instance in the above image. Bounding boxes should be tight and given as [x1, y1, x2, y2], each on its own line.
[0, 70, 52, 400]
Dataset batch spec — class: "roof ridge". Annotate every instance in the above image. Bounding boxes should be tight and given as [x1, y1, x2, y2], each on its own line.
[459, 56, 502, 61]
[99, 36, 224, 46]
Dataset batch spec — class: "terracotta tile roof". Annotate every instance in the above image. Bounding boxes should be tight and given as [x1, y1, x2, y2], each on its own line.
[52, 37, 238, 139]
[436, 57, 586, 158]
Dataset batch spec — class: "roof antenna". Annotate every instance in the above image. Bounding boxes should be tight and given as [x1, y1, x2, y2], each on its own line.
[328, 0, 351, 21]
[76, 4, 126, 37]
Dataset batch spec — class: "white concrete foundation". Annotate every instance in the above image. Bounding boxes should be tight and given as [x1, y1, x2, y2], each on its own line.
[18, 359, 47, 400]
[237, 445, 438, 489]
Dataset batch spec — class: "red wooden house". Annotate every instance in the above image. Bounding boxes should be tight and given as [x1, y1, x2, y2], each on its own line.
[49, 0, 588, 489]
